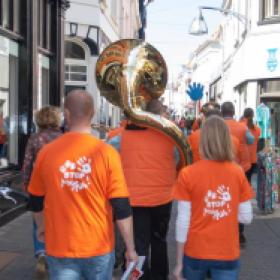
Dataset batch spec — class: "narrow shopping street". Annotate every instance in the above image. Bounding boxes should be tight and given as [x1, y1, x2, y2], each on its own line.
[0, 207, 279, 280]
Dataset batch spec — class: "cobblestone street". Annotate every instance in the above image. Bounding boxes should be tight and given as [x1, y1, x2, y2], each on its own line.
[0, 207, 280, 280]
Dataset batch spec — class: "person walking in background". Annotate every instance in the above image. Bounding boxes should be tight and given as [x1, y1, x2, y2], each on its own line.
[188, 109, 240, 164]
[27, 90, 137, 280]
[241, 108, 261, 183]
[221, 101, 254, 246]
[173, 116, 254, 280]
[22, 106, 62, 278]
[109, 99, 179, 280]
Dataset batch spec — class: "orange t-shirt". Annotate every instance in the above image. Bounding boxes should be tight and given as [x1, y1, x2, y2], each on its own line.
[120, 128, 177, 206]
[240, 120, 261, 164]
[225, 119, 251, 172]
[28, 132, 129, 258]
[173, 160, 254, 260]
[187, 130, 240, 163]
[248, 126, 261, 163]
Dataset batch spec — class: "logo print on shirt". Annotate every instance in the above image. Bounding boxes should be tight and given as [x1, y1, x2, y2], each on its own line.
[59, 157, 92, 192]
[203, 185, 231, 220]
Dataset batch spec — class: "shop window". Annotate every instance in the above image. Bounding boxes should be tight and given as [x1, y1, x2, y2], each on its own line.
[0, 36, 19, 168]
[260, 80, 280, 94]
[262, 0, 280, 20]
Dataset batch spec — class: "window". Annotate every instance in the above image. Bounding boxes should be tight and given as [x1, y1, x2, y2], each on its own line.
[0, 0, 21, 33]
[65, 41, 88, 94]
[260, 79, 280, 95]
[0, 36, 19, 168]
[65, 64, 87, 82]
[38, 54, 50, 109]
[38, 0, 52, 49]
[2, 0, 12, 29]
[65, 41, 85, 59]
[262, 0, 280, 20]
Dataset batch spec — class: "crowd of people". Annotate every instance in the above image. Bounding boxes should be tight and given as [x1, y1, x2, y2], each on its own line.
[22, 91, 259, 280]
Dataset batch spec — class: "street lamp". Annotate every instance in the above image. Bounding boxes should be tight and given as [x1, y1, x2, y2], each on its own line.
[189, 6, 247, 36]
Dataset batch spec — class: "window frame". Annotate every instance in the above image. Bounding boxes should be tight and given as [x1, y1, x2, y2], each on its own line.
[65, 60, 88, 85]
[38, 0, 52, 51]
[0, 0, 22, 35]
[259, 0, 280, 25]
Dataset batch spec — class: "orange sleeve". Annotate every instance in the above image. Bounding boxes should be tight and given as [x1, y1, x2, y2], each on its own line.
[28, 152, 45, 196]
[172, 168, 191, 201]
[106, 145, 129, 199]
[240, 173, 255, 202]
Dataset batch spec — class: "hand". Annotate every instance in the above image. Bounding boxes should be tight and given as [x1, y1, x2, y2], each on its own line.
[173, 263, 185, 280]
[125, 249, 138, 266]
[37, 226, 45, 242]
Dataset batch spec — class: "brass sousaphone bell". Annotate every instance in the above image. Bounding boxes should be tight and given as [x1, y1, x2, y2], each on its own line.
[95, 39, 190, 166]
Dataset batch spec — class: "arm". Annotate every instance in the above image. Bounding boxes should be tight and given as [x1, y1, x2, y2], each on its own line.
[27, 194, 45, 242]
[110, 198, 138, 263]
[21, 138, 34, 191]
[107, 135, 121, 152]
[246, 129, 255, 145]
[174, 201, 191, 280]
[238, 200, 253, 224]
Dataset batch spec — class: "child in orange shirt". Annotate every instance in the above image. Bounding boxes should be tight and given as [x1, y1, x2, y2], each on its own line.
[173, 116, 254, 280]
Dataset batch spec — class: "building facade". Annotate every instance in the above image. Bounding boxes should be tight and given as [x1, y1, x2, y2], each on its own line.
[188, 0, 280, 142]
[65, 0, 142, 137]
[0, 0, 68, 182]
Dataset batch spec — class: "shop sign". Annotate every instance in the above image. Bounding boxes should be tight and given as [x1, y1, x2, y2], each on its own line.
[267, 48, 278, 72]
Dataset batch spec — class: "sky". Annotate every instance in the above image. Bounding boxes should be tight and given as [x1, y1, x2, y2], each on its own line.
[146, 0, 223, 80]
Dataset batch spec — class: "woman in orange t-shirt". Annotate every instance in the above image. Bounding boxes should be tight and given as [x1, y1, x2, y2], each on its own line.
[173, 116, 254, 280]
[241, 108, 261, 183]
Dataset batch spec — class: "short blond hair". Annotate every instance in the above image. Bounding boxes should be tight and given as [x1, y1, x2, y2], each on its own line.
[199, 116, 234, 162]
[35, 106, 61, 130]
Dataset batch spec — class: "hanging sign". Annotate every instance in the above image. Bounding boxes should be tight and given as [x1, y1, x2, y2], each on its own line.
[186, 82, 204, 101]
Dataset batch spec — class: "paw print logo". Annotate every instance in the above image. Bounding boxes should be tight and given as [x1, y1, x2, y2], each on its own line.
[217, 185, 231, 202]
[76, 157, 92, 174]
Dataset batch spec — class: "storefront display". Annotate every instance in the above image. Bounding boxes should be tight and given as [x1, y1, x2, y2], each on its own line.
[257, 147, 280, 213]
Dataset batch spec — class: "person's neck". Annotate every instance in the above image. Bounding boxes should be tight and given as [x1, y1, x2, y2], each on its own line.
[68, 125, 91, 134]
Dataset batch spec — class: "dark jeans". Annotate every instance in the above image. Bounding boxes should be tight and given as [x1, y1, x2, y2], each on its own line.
[183, 255, 240, 280]
[132, 202, 172, 280]
[245, 163, 257, 184]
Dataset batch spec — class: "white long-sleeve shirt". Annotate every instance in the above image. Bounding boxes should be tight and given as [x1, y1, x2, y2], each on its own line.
[176, 200, 253, 243]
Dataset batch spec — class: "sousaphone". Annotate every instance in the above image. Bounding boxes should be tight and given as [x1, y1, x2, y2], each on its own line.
[95, 39, 190, 166]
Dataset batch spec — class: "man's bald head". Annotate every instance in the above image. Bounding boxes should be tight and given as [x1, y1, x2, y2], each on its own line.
[64, 90, 94, 126]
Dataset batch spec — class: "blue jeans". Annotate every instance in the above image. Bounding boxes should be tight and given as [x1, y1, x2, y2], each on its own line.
[33, 220, 45, 257]
[183, 255, 240, 280]
[47, 252, 115, 280]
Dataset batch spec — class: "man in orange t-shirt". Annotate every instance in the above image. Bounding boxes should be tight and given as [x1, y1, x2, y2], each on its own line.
[221, 102, 255, 246]
[28, 90, 137, 280]
[109, 99, 179, 280]
[187, 109, 240, 164]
